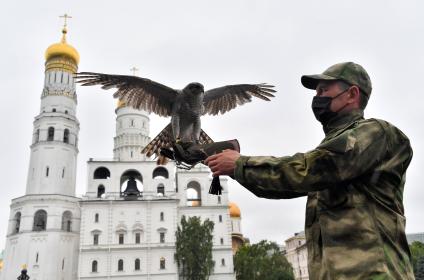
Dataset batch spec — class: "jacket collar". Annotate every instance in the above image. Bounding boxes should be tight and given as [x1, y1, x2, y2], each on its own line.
[323, 109, 364, 135]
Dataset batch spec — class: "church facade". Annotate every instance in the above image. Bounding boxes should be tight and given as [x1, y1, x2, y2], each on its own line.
[1, 25, 235, 280]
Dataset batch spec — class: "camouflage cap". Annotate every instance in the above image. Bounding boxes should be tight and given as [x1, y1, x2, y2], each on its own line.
[301, 62, 372, 97]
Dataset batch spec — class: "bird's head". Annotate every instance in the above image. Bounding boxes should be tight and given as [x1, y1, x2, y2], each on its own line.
[184, 82, 204, 95]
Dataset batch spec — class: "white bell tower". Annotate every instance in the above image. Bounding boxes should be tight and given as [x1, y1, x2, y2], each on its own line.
[25, 24, 80, 196]
[1, 16, 81, 280]
[113, 69, 151, 161]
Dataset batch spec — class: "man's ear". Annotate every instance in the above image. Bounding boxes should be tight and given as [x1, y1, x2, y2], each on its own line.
[348, 86, 361, 104]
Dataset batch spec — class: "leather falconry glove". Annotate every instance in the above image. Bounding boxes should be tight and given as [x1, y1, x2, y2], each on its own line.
[160, 140, 240, 195]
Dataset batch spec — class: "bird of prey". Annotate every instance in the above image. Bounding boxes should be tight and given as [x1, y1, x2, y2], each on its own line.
[76, 72, 275, 163]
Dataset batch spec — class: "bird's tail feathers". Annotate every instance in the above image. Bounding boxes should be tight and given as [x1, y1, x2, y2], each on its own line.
[141, 124, 173, 165]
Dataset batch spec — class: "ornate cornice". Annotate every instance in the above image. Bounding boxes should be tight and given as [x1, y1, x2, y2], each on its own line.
[41, 88, 77, 103]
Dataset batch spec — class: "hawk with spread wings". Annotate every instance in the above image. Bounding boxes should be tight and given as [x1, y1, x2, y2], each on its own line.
[76, 72, 275, 163]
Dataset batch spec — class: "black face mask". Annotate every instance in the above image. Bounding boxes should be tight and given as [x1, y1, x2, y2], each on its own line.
[311, 88, 349, 124]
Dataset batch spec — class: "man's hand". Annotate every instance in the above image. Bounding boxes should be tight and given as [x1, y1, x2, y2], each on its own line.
[204, 149, 241, 177]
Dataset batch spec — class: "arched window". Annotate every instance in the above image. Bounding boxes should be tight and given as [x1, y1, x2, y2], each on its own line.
[14, 212, 21, 234]
[94, 213, 99, 223]
[33, 210, 47, 231]
[220, 237, 224, 245]
[120, 170, 143, 197]
[186, 181, 201, 206]
[221, 258, 225, 266]
[47, 127, 55, 141]
[61, 211, 72, 232]
[219, 215, 222, 223]
[63, 129, 70, 143]
[93, 167, 110, 179]
[153, 167, 169, 179]
[118, 259, 124, 271]
[135, 258, 140, 271]
[160, 257, 165, 269]
[157, 184, 165, 196]
[160, 212, 164, 221]
[92, 260, 98, 272]
[97, 185, 105, 198]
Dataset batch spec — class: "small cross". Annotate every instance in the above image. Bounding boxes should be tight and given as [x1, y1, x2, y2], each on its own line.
[130, 67, 139, 76]
[60, 13, 72, 28]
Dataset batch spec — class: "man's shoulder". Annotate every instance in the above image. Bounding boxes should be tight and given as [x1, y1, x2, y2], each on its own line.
[357, 117, 388, 128]
[359, 117, 393, 128]
[319, 118, 390, 153]
[359, 117, 411, 145]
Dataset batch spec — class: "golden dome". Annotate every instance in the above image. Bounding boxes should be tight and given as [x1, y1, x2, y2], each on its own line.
[229, 202, 241, 218]
[45, 27, 80, 64]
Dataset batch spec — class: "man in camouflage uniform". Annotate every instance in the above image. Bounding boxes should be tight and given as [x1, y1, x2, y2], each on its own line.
[205, 62, 415, 279]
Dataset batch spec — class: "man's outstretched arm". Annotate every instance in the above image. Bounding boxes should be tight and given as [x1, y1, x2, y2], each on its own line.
[205, 150, 307, 199]
[205, 120, 389, 197]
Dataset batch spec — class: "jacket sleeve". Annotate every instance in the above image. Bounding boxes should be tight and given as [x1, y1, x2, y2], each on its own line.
[234, 121, 387, 198]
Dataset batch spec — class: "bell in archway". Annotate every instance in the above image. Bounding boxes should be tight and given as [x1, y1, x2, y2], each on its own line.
[122, 177, 141, 198]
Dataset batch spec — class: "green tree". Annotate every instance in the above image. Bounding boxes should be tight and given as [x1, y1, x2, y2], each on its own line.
[410, 241, 424, 274]
[175, 215, 215, 280]
[416, 255, 424, 280]
[234, 240, 294, 280]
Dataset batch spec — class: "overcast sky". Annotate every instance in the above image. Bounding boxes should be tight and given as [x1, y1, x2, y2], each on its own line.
[1, 0, 423, 250]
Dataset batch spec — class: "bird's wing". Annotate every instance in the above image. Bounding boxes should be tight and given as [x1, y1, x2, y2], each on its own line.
[76, 72, 178, 117]
[203, 84, 275, 115]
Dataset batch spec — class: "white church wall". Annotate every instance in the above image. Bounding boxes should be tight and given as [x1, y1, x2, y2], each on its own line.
[78, 251, 108, 278]
[26, 145, 78, 196]
[1, 195, 80, 280]
[40, 95, 77, 117]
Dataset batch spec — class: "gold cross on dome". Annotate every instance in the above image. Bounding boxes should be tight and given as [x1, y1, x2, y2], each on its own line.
[130, 67, 139, 76]
[60, 13, 72, 28]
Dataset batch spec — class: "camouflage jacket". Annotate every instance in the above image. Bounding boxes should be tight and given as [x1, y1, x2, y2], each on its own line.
[234, 110, 414, 279]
